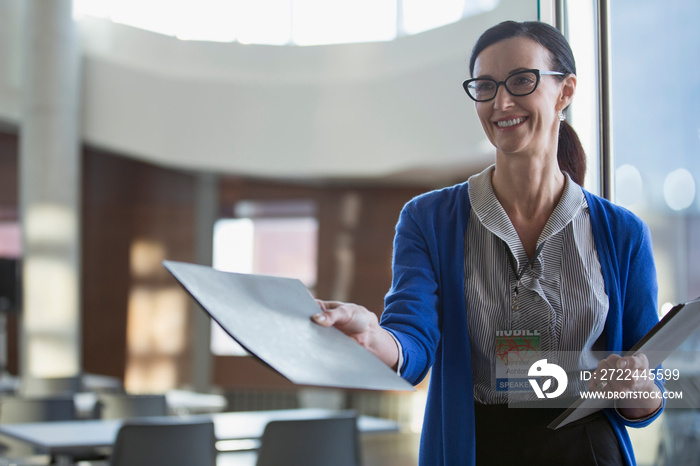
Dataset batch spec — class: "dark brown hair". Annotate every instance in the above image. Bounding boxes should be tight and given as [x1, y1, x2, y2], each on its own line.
[469, 21, 586, 185]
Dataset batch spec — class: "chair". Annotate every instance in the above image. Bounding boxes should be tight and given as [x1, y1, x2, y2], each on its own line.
[255, 414, 361, 466]
[109, 419, 216, 466]
[20, 376, 82, 397]
[82, 373, 125, 394]
[97, 393, 168, 419]
[0, 395, 76, 423]
[0, 395, 77, 465]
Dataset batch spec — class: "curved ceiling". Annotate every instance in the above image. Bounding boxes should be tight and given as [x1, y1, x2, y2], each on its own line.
[0, 0, 537, 183]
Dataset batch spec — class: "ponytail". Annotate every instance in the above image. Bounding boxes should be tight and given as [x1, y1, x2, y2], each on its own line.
[557, 120, 586, 185]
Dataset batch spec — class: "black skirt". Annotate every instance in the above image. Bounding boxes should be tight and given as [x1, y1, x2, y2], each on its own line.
[474, 401, 625, 465]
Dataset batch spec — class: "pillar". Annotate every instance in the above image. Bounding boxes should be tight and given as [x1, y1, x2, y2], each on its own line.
[19, 0, 82, 382]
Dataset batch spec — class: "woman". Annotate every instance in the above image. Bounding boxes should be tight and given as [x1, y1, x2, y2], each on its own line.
[313, 21, 663, 465]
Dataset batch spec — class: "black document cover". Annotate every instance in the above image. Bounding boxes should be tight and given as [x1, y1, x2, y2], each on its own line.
[549, 297, 700, 429]
[163, 261, 414, 391]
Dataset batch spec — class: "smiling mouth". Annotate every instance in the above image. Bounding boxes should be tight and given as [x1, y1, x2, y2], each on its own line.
[495, 117, 528, 128]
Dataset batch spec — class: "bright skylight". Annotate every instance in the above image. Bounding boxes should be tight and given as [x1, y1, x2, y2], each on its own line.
[73, 0, 499, 46]
[292, 0, 397, 46]
[233, 0, 292, 45]
[402, 0, 464, 35]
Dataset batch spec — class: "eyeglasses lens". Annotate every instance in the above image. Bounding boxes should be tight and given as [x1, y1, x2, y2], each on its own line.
[466, 71, 539, 101]
[505, 71, 538, 96]
[467, 80, 496, 101]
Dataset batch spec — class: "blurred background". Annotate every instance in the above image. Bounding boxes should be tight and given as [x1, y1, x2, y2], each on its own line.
[0, 0, 697, 464]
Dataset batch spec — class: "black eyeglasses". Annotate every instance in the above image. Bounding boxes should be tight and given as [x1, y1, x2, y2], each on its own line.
[462, 69, 566, 102]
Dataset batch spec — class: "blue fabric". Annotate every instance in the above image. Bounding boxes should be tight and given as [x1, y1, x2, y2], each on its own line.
[380, 182, 662, 466]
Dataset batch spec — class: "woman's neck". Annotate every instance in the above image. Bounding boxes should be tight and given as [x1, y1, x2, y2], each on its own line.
[491, 156, 566, 256]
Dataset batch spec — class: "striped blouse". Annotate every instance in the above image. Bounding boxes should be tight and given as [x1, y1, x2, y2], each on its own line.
[466, 165, 609, 403]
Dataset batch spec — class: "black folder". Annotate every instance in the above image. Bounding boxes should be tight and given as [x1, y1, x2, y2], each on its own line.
[549, 296, 700, 429]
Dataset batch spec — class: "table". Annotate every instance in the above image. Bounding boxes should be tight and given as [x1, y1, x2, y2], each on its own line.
[0, 409, 399, 465]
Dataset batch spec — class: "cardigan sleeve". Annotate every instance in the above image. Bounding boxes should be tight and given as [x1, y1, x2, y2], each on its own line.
[617, 219, 665, 427]
[380, 200, 442, 386]
[620, 220, 660, 351]
[585, 191, 665, 429]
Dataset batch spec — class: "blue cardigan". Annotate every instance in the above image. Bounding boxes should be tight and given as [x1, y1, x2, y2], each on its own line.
[380, 181, 662, 466]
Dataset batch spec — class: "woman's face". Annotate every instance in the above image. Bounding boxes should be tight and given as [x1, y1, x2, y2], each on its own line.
[471, 37, 575, 159]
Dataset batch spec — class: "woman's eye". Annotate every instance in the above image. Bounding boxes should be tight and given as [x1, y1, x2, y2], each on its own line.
[476, 81, 495, 92]
[512, 76, 534, 86]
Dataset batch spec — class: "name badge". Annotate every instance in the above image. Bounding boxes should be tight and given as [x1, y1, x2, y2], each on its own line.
[494, 329, 541, 392]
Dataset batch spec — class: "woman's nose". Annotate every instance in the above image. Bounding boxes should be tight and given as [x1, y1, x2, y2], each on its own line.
[493, 84, 514, 111]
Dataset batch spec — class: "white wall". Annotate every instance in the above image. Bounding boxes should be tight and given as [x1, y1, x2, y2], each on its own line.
[0, 0, 536, 181]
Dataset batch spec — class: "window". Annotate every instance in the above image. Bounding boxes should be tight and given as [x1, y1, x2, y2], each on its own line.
[565, 1, 700, 461]
[0, 221, 21, 258]
[211, 200, 318, 356]
[610, 2, 700, 315]
[609, 1, 700, 463]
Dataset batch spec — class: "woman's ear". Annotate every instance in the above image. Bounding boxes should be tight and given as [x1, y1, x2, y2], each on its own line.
[557, 73, 577, 112]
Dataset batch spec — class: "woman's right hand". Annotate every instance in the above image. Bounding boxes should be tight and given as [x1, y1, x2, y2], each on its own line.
[312, 300, 378, 349]
[312, 300, 400, 370]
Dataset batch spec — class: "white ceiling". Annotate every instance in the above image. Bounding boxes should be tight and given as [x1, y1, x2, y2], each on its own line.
[0, 0, 537, 185]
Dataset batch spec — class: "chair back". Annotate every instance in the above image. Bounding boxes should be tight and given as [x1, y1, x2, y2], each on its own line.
[0, 395, 76, 423]
[21, 376, 82, 397]
[97, 393, 168, 419]
[110, 419, 216, 466]
[256, 414, 360, 466]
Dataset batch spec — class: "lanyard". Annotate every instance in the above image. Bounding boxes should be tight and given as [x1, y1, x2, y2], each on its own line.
[507, 241, 546, 311]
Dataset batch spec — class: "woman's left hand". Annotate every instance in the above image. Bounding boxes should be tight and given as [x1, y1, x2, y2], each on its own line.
[587, 353, 662, 419]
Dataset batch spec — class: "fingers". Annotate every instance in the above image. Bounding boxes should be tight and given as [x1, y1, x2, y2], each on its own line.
[315, 300, 343, 312]
[311, 300, 378, 348]
[312, 300, 370, 331]
[585, 352, 662, 418]
[312, 300, 346, 326]
[313, 300, 330, 323]
[594, 353, 649, 373]
[587, 353, 653, 392]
